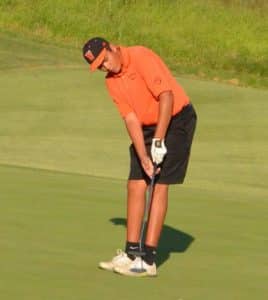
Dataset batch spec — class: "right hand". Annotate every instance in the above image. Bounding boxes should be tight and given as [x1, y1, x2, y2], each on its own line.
[140, 156, 159, 179]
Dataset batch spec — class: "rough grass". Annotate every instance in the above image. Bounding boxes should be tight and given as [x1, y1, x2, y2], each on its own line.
[0, 0, 267, 88]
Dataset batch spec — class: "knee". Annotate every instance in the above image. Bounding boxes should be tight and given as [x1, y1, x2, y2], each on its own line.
[127, 179, 147, 193]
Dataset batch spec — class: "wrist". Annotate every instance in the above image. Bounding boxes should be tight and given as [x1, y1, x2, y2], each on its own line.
[140, 154, 150, 164]
[140, 155, 152, 170]
[152, 138, 165, 147]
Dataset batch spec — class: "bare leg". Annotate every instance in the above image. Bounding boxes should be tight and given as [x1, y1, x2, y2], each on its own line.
[145, 183, 169, 247]
[127, 179, 147, 242]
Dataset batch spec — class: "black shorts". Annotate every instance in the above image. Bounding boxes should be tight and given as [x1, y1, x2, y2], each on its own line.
[129, 104, 197, 184]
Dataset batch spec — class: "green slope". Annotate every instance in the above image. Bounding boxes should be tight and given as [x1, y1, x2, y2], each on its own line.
[0, 32, 267, 300]
[1, 165, 267, 300]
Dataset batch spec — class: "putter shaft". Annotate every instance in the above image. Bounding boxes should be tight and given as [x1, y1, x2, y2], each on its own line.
[133, 164, 157, 257]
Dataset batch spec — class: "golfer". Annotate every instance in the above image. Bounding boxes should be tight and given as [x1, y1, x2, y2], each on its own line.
[82, 37, 197, 277]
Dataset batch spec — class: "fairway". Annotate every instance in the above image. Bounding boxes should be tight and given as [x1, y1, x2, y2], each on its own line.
[0, 32, 268, 300]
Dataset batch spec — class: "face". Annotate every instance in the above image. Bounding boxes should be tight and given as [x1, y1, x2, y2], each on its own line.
[98, 46, 122, 74]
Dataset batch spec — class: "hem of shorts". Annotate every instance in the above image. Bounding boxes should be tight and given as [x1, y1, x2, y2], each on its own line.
[128, 177, 185, 185]
[156, 180, 184, 185]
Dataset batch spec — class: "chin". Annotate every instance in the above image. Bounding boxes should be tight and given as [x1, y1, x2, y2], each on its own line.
[114, 67, 122, 74]
[110, 69, 119, 74]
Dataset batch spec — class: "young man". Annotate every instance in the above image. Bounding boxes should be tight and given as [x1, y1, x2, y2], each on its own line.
[82, 37, 197, 277]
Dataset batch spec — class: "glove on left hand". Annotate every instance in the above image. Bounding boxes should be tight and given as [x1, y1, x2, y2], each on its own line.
[151, 138, 167, 165]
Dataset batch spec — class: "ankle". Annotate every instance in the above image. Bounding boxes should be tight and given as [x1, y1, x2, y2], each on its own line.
[144, 244, 157, 265]
[125, 241, 140, 260]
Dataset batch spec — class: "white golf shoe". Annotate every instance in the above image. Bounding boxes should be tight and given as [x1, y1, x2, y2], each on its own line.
[114, 257, 157, 277]
[99, 249, 133, 271]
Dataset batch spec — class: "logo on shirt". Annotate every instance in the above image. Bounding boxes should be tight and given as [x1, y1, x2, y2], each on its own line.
[128, 73, 136, 80]
[154, 77, 162, 85]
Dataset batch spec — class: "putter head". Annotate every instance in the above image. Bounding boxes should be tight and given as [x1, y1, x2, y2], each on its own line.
[127, 250, 146, 257]
[130, 267, 147, 273]
[130, 257, 147, 274]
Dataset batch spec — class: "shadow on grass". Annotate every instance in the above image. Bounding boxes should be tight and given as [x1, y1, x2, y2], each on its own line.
[110, 217, 195, 267]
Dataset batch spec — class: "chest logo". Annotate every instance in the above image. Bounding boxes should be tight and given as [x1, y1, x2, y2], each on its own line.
[128, 73, 136, 80]
[154, 77, 162, 85]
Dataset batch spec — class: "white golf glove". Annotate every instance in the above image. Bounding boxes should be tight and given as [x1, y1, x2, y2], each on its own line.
[151, 138, 167, 165]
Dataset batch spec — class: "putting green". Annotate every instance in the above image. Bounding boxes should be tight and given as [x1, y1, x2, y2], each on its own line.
[0, 31, 267, 300]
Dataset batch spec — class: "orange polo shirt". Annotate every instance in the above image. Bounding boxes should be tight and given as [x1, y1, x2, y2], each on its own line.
[105, 46, 189, 125]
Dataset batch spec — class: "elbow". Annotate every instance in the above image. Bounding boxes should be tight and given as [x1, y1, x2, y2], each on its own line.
[124, 111, 139, 126]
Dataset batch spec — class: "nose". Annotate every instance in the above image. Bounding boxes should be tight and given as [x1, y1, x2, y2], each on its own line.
[98, 62, 108, 72]
[102, 61, 108, 68]
[102, 61, 110, 70]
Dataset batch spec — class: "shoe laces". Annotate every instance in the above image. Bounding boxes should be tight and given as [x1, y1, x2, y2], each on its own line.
[113, 249, 126, 261]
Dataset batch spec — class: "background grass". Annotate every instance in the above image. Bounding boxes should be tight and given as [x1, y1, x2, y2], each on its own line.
[0, 1, 267, 297]
[0, 31, 268, 299]
[0, 0, 267, 88]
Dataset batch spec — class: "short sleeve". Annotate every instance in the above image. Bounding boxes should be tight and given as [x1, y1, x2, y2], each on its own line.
[135, 47, 172, 98]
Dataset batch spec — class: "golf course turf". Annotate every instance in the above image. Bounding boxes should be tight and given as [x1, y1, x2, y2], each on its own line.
[0, 31, 267, 300]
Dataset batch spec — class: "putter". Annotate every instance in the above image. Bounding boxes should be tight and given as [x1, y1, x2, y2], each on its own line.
[128, 163, 157, 261]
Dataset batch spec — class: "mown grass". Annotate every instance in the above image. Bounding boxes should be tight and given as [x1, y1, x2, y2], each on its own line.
[0, 0, 267, 88]
[0, 32, 268, 300]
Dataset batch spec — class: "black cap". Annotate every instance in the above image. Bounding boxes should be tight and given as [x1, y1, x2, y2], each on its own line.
[82, 37, 109, 71]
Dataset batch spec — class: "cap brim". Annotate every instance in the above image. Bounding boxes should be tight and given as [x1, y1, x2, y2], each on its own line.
[90, 48, 106, 72]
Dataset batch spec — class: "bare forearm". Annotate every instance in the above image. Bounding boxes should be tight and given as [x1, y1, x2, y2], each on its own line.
[154, 91, 174, 139]
[124, 112, 160, 178]
[124, 112, 147, 162]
